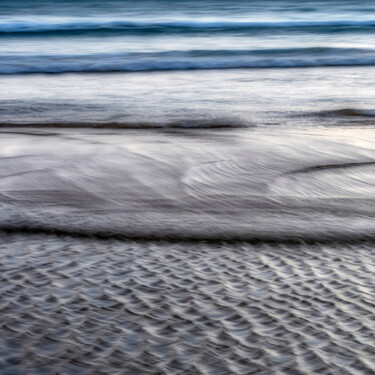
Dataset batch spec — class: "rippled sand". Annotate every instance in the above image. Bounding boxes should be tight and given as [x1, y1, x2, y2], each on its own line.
[1, 234, 375, 374]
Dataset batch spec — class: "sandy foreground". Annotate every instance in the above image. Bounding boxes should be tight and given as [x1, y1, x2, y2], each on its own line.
[0, 127, 375, 374]
[1, 234, 375, 375]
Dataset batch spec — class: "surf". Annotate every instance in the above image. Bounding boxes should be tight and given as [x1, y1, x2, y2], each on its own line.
[2, 47, 375, 74]
[2, 18, 375, 35]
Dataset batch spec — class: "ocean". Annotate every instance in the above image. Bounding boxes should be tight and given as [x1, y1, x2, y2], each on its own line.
[1, 1, 375, 374]
[3, 0, 375, 74]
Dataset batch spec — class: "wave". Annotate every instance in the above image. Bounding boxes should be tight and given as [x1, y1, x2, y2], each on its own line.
[2, 223, 375, 245]
[287, 161, 375, 175]
[2, 47, 375, 74]
[2, 18, 375, 35]
[0, 119, 248, 129]
[316, 108, 375, 117]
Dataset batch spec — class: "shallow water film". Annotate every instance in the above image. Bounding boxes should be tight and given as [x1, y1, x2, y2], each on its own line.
[1, 0, 375, 374]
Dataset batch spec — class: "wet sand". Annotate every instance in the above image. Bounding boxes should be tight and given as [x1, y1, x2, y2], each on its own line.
[1, 127, 375, 374]
[1, 234, 375, 374]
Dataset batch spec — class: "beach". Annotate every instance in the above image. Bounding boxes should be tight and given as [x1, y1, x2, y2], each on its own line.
[1, 122, 375, 374]
[2, 122, 375, 242]
[2, 0, 375, 372]
[1, 235, 375, 374]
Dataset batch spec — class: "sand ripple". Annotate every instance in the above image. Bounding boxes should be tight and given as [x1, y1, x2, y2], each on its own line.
[0, 234, 374, 374]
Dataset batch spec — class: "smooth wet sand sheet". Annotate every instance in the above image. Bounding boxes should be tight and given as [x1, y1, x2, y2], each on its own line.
[0, 127, 375, 374]
[2, 127, 375, 240]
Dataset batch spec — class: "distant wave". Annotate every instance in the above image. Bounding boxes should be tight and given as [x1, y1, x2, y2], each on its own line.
[2, 47, 375, 74]
[1, 18, 375, 35]
[316, 108, 375, 117]
[0, 119, 248, 129]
